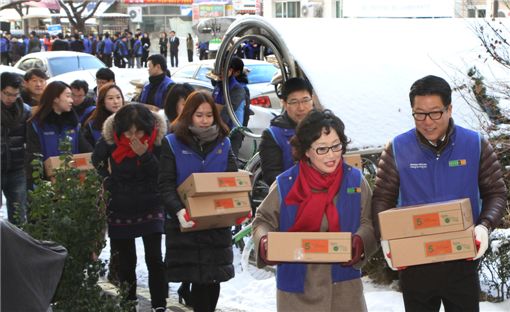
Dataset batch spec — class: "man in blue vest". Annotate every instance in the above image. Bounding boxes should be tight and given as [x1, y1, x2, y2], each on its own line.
[138, 54, 174, 109]
[98, 33, 114, 67]
[372, 75, 507, 311]
[0, 32, 10, 65]
[70, 80, 95, 124]
[259, 78, 315, 185]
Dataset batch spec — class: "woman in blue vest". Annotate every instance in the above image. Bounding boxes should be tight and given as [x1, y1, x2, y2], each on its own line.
[92, 104, 168, 310]
[158, 91, 238, 312]
[82, 83, 125, 148]
[26, 81, 92, 187]
[252, 109, 377, 312]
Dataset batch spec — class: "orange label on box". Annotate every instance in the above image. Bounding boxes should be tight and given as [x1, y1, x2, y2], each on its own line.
[73, 157, 88, 167]
[302, 239, 329, 253]
[217, 177, 236, 187]
[425, 240, 452, 256]
[414, 213, 441, 229]
[214, 198, 235, 209]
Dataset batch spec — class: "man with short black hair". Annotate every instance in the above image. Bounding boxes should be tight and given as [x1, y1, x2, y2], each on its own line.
[21, 68, 48, 107]
[94, 67, 116, 96]
[70, 79, 95, 123]
[372, 75, 507, 311]
[1, 72, 31, 225]
[169, 30, 179, 68]
[259, 77, 315, 185]
[138, 54, 174, 109]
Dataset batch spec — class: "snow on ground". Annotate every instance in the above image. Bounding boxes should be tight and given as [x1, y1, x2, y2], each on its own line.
[2, 199, 509, 311]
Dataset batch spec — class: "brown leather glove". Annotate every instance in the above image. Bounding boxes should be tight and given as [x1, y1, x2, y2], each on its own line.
[259, 235, 279, 266]
[342, 235, 364, 267]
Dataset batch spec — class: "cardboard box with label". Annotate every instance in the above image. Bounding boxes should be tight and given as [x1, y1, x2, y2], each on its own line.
[378, 198, 473, 240]
[178, 171, 252, 200]
[44, 153, 94, 177]
[343, 154, 362, 170]
[389, 226, 476, 267]
[267, 232, 352, 262]
[180, 191, 251, 232]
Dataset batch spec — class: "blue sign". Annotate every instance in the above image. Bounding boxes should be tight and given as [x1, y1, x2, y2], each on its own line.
[47, 24, 62, 35]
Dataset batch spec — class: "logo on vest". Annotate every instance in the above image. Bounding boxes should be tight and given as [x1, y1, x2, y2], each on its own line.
[217, 148, 222, 154]
[182, 150, 193, 154]
[409, 163, 427, 169]
[43, 131, 56, 135]
[449, 159, 467, 167]
[347, 187, 361, 194]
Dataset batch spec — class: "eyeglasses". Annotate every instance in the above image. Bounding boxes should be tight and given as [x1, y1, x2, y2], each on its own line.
[313, 143, 343, 155]
[1, 90, 20, 98]
[412, 106, 449, 121]
[287, 97, 313, 106]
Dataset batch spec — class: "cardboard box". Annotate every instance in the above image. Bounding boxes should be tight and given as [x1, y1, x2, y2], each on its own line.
[389, 226, 476, 267]
[44, 153, 94, 177]
[344, 153, 362, 170]
[267, 232, 352, 262]
[177, 171, 252, 200]
[181, 192, 251, 232]
[378, 199, 473, 240]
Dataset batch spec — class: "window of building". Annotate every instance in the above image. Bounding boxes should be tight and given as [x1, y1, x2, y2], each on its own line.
[275, 1, 300, 18]
[336, 0, 343, 18]
[477, 9, 486, 17]
[467, 8, 476, 17]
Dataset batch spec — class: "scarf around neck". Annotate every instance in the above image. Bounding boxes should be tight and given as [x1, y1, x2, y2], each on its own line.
[285, 159, 344, 232]
[188, 124, 219, 144]
[112, 127, 157, 164]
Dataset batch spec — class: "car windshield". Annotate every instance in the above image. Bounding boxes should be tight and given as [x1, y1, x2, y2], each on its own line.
[246, 64, 278, 84]
[48, 56, 105, 76]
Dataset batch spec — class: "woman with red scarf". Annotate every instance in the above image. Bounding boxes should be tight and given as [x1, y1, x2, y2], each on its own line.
[253, 109, 377, 312]
[92, 104, 168, 310]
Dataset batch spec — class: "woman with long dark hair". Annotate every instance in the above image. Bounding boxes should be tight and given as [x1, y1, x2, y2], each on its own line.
[163, 83, 195, 130]
[82, 83, 125, 148]
[159, 91, 237, 312]
[26, 81, 92, 186]
[92, 104, 168, 310]
[252, 109, 377, 312]
[159, 32, 168, 59]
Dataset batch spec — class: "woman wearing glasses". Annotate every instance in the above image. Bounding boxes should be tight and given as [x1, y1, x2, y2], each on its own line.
[252, 109, 377, 312]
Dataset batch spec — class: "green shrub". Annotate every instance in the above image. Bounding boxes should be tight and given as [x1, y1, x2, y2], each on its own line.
[479, 230, 510, 302]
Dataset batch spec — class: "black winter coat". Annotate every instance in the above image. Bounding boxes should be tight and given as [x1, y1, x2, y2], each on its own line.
[1, 99, 31, 173]
[158, 133, 238, 284]
[92, 112, 168, 239]
[258, 112, 297, 185]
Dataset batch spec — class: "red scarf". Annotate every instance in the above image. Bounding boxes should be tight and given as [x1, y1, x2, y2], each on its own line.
[112, 127, 157, 164]
[285, 160, 343, 232]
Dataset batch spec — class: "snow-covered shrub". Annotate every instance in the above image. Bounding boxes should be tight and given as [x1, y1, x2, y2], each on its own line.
[23, 137, 133, 311]
[479, 229, 510, 302]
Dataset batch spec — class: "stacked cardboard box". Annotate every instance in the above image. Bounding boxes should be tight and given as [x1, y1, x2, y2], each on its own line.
[44, 153, 94, 182]
[177, 171, 252, 232]
[378, 198, 476, 267]
[267, 232, 352, 262]
[343, 153, 362, 170]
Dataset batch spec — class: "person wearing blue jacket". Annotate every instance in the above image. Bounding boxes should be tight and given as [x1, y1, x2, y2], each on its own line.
[253, 109, 376, 312]
[138, 54, 174, 109]
[25, 81, 92, 188]
[0, 33, 10, 65]
[98, 33, 114, 67]
[372, 75, 508, 311]
[133, 34, 143, 69]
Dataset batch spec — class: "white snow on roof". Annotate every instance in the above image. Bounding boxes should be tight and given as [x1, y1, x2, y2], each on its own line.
[248, 17, 510, 150]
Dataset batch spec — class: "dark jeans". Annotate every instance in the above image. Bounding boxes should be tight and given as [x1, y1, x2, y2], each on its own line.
[191, 283, 220, 312]
[110, 233, 167, 308]
[187, 49, 193, 62]
[399, 260, 480, 312]
[1, 169, 27, 225]
[170, 50, 178, 67]
[103, 54, 112, 67]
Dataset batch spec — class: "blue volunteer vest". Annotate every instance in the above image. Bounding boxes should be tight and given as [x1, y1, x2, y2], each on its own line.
[103, 38, 113, 55]
[140, 76, 174, 109]
[276, 163, 363, 293]
[213, 76, 246, 128]
[88, 121, 102, 145]
[83, 38, 92, 53]
[268, 126, 295, 171]
[32, 121, 80, 161]
[0, 37, 8, 53]
[78, 105, 96, 124]
[166, 134, 231, 185]
[393, 125, 481, 221]
[133, 40, 143, 56]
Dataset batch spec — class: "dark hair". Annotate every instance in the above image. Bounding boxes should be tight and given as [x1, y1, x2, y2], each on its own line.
[172, 91, 229, 145]
[281, 77, 313, 101]
[147, 54, 167, 72]
[85, 83, 124, 130]
[290, 109, 350, 161]
[74, 34, 80, 40]
[24, 68, 48, 81]
[95, 67, 115, 81]
[1, 72, 22, 90]
[409, 75, 451, 107]
[229, 56, 244, 72]
[113, 104, 155, 138]
[29, 81, 71, 125]
[70, 79, 88, 94]
[163, 83, 195, 122]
